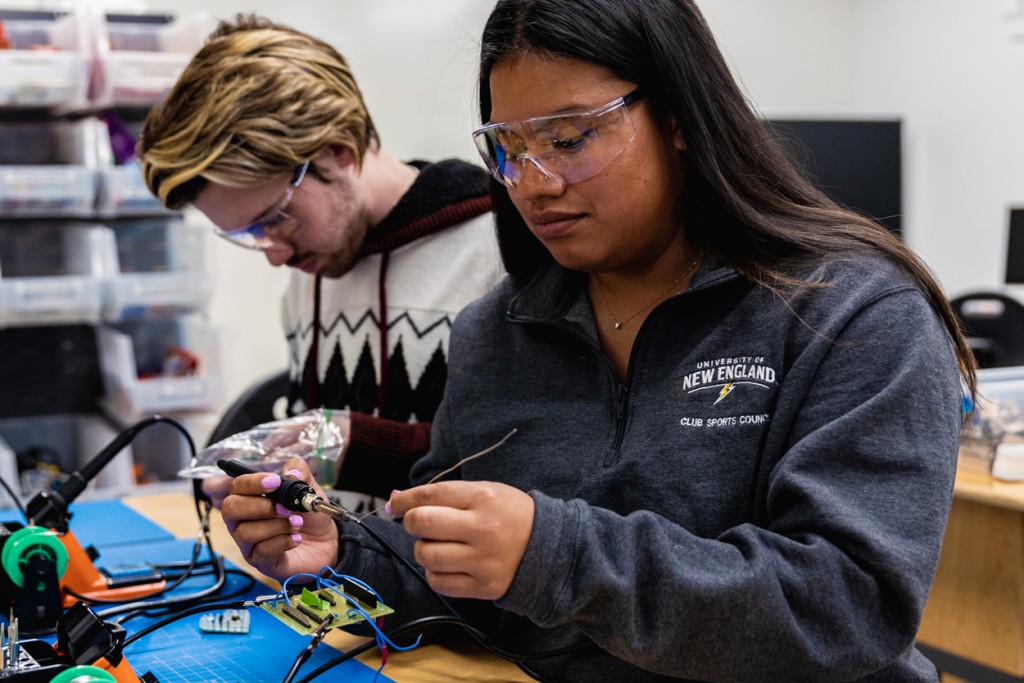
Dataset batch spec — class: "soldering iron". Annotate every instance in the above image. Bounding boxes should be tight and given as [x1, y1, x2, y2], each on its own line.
[216, 460, 360, 523]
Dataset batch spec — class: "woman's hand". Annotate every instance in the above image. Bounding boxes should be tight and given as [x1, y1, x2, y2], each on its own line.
[387, 481, 535, 600]
[201, 475, 233, 509]
[219, 458, 339, 580]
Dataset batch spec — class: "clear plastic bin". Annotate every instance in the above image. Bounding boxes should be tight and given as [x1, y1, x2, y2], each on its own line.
[98, 317, 224, 419]
[0, 414, 134, 501]
[126, 417, 195, 484]
[0, 222, 117, 325]
[93, 110, 170, 216]
[0, 324, 103, 418]
[102, 219, 211, 320]
[0, 120, 101, 216]
[0, 9, 90, 109]
[97, 163, 169, 216]
[93, 12, 210, 107]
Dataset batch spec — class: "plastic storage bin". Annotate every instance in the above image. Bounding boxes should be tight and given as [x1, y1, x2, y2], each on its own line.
[0, 120, 102, 216]
[0, 324, 103, 418]
[0, 433, 18, 508]
[0, 222, 117, 326]
[123, 417, 195, 484]
[0, 414, 134, 501]
[102, 219, 211, 320]
[96, 113, 170, 216]
[0, 9, 91, 109]
[97, 162, 168, 216]
[93, 12, 209, 108]
[98, 317, 224, 420]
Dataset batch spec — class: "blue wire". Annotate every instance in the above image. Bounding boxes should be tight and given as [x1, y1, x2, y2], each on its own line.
[278, 568, 422, 683]
[316, 566, 383, 601]
[280, 573, 322, 605]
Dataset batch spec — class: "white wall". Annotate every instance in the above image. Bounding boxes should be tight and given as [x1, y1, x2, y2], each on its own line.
[698, 0, 861, 115]
[854, 0, 1024, 296]
[706, 0, 1024, 298]
[102, 1, 1020, 408]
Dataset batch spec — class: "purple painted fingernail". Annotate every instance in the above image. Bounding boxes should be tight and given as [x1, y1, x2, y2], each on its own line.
[291, 533, 303, 544]
[285, 469, 302, 478]
[288, 515, 303, 528]
[384, 501, 392, 515]
[275, 504, 290, 516]
[262, 474, 281, 490]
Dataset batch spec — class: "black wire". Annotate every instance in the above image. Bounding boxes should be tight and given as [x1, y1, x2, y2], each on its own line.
[0, 415, 195, 524]
[0, 473, 27, 521]
[65, 535, 206, 605]
[281, 617, 333, 683]
[122, 599, 252, 647]
[292, 615, 582, 683]
[355, 517, 593, 666]
[112, 569, 257, 625]
[358, 517, 459, 613]
[96, 555, 230, 619]
[61, 417, 241, 621]
[152, 558, 214, 569]
[132, 415, 198, 465]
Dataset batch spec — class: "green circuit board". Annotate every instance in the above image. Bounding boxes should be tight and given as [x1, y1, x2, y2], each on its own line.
[260, 585, 393, 635]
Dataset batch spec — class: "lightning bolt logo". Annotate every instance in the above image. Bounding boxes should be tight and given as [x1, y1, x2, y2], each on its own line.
[714, 382, 735, 405]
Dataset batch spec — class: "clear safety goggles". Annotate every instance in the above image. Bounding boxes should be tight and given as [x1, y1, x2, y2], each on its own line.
[214, 160, 310, 250]
[472, 89, 643, 189]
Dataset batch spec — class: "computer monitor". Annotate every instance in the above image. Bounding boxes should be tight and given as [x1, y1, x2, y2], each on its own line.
[1006, 208, 1024, 284]
[767, 119, 903, 237]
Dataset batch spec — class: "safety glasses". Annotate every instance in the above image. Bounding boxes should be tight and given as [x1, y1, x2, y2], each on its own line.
[214, 160, 310, 250]
[472, 89, 643, 189]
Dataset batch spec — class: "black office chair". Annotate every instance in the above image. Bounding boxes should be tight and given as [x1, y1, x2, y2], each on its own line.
[206, 369, 291, 446]
[951, 292, 1024, 369]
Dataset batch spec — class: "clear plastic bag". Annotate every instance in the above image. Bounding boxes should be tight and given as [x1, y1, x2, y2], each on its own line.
[178, 408, 344, 487]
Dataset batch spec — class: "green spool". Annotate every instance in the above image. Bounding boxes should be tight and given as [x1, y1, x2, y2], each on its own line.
[0, 526, 68, 587]
[49, 665, 117, 683]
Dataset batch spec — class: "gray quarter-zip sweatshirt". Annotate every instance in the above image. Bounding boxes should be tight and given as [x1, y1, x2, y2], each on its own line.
[338, 254, 961, 682]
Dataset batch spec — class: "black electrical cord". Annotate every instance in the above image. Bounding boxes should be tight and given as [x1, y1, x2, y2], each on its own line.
[65, 533, 207, 605]
[96, 555, 230, 619]
[0, 473, 27, 521]
[281, 617, 333, 683]
[111, 569, 257, 625]
[80, 416, 249, 620]
[122, 598, 255, 647]
[354, 516, 593, 667]
[292, 615, 579, 683]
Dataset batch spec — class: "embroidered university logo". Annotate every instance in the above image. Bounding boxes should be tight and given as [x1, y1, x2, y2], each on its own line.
[682, 356, 777, 404]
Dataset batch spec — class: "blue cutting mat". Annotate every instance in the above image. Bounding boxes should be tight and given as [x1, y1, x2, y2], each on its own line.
[104, 538, 396, 683]
[2, 500, 397, 683]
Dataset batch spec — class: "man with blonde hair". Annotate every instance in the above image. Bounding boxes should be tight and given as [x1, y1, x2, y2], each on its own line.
[139, 15, 502, 509]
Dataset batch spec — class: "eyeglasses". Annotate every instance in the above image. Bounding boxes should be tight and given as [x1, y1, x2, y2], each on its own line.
[214, 160, 310, 250]
[472, 89, 643, 189]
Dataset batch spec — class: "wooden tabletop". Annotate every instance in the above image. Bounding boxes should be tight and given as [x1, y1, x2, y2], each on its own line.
[953, 466, 1024, 512]
[122, 491, 531, 683]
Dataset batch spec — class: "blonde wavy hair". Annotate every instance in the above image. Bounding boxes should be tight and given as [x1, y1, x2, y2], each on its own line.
[139, 15, 379, 209]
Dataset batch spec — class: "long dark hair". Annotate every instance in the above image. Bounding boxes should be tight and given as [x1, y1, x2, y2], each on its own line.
[478, 0, 976, 397]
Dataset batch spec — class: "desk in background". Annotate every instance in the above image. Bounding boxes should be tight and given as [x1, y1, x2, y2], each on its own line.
[918, 468, 1024, 683]
[123, 492, 532, 683]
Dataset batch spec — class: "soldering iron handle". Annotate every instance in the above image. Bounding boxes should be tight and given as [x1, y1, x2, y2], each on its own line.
[217, 458, 316, 513]
[217, 458, 260, 478]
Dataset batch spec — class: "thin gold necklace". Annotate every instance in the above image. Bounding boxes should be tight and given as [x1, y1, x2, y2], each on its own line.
[592, 256, 701, 330]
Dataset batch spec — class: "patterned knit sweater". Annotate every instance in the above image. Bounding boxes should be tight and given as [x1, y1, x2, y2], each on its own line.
[281, 159, 504, 499]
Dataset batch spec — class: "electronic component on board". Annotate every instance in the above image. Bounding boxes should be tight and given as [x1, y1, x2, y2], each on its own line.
[261, 585, 393, 636]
